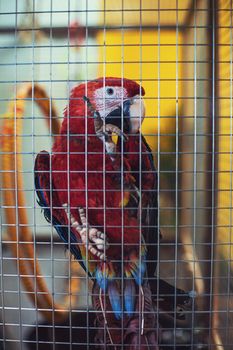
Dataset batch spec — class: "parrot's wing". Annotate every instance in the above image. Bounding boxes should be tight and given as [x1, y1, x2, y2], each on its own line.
[141, 135, 160, 280]
[34, 151, 87, 273]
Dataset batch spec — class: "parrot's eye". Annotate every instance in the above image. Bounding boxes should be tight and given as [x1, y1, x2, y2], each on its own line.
[106, 87, 114, 96]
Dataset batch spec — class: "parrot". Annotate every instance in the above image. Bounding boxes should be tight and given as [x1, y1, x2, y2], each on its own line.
[34, 77, 159, 349]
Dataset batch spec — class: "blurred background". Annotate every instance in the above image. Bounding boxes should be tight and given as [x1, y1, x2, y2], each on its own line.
[0, 0, 232, 349]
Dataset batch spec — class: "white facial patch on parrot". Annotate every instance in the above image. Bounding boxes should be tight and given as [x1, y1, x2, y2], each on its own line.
[129, 95, 145, 133]
[93, 86, 127, 119]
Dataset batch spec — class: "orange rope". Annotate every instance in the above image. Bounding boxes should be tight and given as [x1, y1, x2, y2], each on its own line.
[1, 83, 81, 323]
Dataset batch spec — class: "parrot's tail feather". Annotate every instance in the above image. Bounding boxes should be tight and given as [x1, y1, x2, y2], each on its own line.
[124, 279, 136, 317]
[108, 280, 122, 320]
[132, 259, 147, 286]
[127, 251, 147, 286]
[95, 268, 108, 291]
[95, 261, 116, 292]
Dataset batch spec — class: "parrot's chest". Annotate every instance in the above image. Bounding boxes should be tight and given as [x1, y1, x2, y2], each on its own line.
[54, 139, 123, 208]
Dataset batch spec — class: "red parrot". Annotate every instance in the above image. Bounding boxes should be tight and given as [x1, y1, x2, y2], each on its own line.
[35, 77, 159, 349]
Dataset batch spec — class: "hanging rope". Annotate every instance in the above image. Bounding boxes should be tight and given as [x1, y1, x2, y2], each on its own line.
[1, 83, 81, 323]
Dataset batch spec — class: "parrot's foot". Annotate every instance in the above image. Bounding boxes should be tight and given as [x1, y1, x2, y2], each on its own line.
[102, 123, 128, 142]
[95, 122, 128, 159]
[102, 124, 128, 161]
[62, 204, 108, 260]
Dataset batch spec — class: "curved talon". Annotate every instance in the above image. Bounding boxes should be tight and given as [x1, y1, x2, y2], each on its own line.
[88, 243, 105, 260]
[105, 124, 128, 141]
[89, 245, 99, 256]
[97, 231, 105, 240]
[95, 119, 128, 143]
[78, 207, 87, 226]
[89, 228, 103, 241]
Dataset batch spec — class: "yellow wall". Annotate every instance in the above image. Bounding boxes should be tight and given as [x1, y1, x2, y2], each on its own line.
[217, 0, 233, 259]
[98, 0, 189, 27]
[96, 30, 181, 151]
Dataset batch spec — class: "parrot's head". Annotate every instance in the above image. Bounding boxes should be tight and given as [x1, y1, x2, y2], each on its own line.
[63, 77, 145, 137]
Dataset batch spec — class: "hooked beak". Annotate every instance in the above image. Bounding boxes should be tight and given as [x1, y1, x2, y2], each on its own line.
[105, 95, 145, 134]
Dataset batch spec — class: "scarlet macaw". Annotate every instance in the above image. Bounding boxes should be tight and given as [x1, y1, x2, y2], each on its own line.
[35, 77, 159, 348]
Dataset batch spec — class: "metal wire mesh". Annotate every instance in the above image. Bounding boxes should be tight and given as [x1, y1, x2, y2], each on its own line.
[0, 0, 232, 349]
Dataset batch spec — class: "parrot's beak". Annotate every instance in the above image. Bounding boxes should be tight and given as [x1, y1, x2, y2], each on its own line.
[105, 95, 145, 134]
[105, 100, 130, 134]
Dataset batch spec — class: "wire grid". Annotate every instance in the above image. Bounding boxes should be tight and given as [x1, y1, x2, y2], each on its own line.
[0, 0, 232, 349]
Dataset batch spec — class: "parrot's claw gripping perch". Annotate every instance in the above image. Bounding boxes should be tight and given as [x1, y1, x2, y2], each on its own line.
[62, 204, 108, 261]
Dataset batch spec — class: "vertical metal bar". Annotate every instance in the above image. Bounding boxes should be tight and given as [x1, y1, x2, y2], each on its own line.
[49, 1, 56, 348]
[49, 0, 56, 344]
[192, 1, 197, 348]
[67, 3, 73, 349]
[31, 2, 39, 349]
[84, 1, 90, 348]
[211, 3, 225, 349]
[226, 2, 233, 347]
[211, 2, 229, 347]
[139, 1, 142, 347]
[174, 0, 179, 348]
[208, 0, 216, 347]
[212, 2, 220, 346]
[156, 0, 161, 345]
[14, 1, 23, 348]
[62, 0, 73, 347]
[102, 1, 107, 348]
[120, 0, 124, 346]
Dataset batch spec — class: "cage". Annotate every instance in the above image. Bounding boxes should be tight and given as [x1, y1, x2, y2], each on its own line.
[0, 0, 232, 349]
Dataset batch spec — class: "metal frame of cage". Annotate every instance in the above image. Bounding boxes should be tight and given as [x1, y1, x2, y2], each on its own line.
[0, 0, 232, 349]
